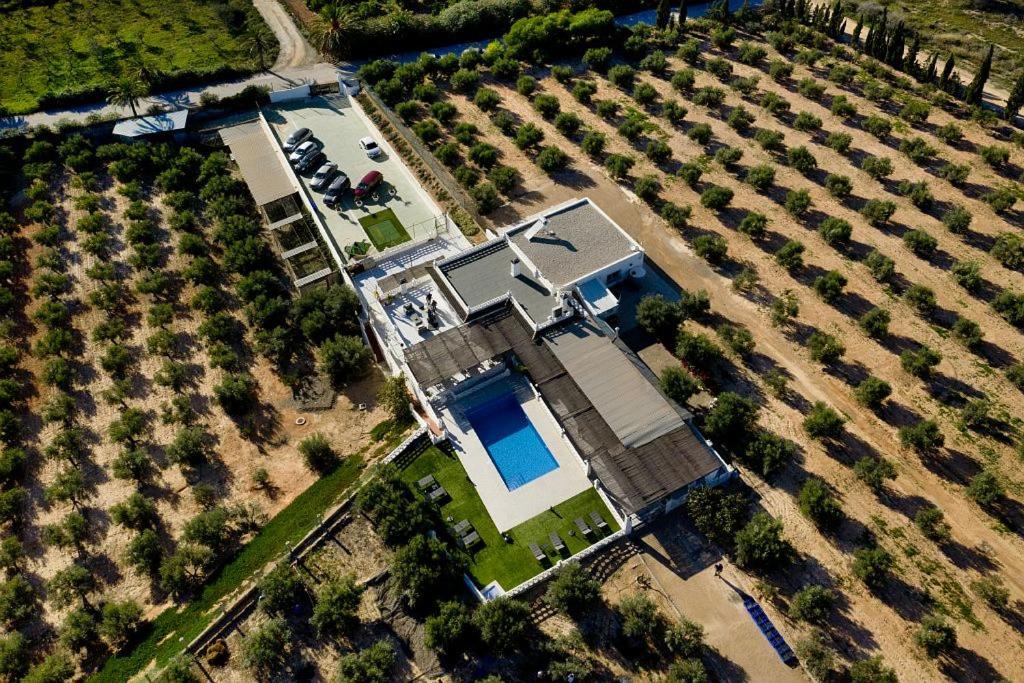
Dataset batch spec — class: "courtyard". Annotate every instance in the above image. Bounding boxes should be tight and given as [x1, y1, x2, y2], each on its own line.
[265, 94, 444, 258]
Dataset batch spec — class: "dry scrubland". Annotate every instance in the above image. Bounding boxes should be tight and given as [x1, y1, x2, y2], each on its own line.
[359, 11, 1024, 681]
[0, 135, 391, 679]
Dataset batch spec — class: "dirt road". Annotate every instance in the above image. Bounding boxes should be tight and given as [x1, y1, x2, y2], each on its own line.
[253, 0, 320, 70]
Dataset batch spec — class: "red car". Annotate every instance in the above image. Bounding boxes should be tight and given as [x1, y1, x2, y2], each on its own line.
[354, 170, 383, 200]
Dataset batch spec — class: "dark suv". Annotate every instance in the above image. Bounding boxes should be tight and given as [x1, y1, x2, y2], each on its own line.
[323, 173, 351, 207]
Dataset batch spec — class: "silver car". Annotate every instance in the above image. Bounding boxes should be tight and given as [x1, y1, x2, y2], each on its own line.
[288, 140, 317, 165]
[311, 162, 338, 191]
[283, 127, 312, 152]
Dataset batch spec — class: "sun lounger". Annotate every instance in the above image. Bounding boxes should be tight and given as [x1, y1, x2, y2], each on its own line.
[461, 531, 481, 548]
[574, 517, 592, 536]
[549, 531, 565, 552]
[428, 486, 448, 502]
[589, 511, 608, 530]
[530, 542, 545, 562]
[453, 519, 471, 536]
[417, 474, 436, 490]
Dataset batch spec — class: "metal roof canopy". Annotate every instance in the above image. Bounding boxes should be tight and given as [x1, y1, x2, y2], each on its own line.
[219, 121, 299, 207]
[112, 109, 188, 138]
[543, 318, 684, 449]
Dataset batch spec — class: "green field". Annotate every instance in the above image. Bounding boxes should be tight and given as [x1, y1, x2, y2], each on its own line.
[400, 446, 619, 591]
[0, 0, 267, 114]
[850, 0, 1024, 88]
[359, 207, 412, 251]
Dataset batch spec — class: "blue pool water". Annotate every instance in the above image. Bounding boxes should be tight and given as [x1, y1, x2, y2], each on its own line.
[465, 391, 559, 490]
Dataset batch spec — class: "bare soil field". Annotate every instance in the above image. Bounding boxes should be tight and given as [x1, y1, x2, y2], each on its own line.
[372, 20, 1024, 681]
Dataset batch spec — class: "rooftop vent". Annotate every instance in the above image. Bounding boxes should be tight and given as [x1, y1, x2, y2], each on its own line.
[524, 217, 548, 242]
[510, 258, 521, 278]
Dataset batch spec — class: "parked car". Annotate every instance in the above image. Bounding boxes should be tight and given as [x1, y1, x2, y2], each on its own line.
[310, 162, 338, 191]
[283, 127, 312, 152]
[353, 170, 383, 200]
[288, 140, 317, 164]
[359, 136, 382, 158]
[296, 151, 326, 174]
[323, 173, 351, 207]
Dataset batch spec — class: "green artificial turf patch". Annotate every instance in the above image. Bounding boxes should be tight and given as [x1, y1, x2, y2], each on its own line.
[358, 208, 412, 251]
[400, 445, 619, 591]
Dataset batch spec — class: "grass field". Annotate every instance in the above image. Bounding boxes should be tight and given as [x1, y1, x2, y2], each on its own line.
[400, 446, 619, 590]
[95, 454, 365, 681]
[0, 0, 264, 114]
[359, 207, 412, 250]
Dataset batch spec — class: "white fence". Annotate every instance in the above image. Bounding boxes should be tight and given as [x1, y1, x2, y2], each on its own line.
[501, 529, 628, 600]
[269, 84, 311, 103]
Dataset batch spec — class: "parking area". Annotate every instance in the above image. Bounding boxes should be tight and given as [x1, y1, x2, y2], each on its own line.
[265, 95, 443, 258]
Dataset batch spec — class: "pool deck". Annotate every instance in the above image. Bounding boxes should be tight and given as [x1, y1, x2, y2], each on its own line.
[439, 381, 592, 531]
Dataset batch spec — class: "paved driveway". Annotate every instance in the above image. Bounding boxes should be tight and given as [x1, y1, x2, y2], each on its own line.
[265, 95, 442, 256]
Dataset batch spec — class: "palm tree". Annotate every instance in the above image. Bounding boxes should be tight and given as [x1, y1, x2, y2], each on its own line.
[107, 76, 148, 117]
[314, 5, 357, 58]
[242, 19, 276, 71]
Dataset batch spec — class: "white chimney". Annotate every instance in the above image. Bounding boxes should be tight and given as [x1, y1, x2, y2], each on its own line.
[510, 258, 521, 278]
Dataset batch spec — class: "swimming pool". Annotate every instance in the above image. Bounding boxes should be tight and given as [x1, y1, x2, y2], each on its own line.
[465, 391, 559, 490]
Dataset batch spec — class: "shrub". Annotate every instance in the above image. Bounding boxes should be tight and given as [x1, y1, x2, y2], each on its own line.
[700, 186, 733, 210]
[980, 145, 1010, 168]
[319, 335, 372, 387]
[743, 431, 796, 478]
[450, 68, 480, 94]
[412, 119, 441, 144]
[797, 77, 825, 100]
[744, 164, 775, 191]
[298, 433, 338, 475]
[899, 99, 930, 124]
[775, 240, 805, 271]
[468, 142, 499, 169]
[904, 230, 938, 258]
[551, 65, 574, 83]
[572, 80, 597, 104]
[717, 324, 754, 356]
[858, 307, 891, 339]
[583, 47, 613, 72]
[942, 205, 971, 234]
[904, 284, 936, 315]
[818, 217, 851, 247]
[803, 402, 845, 441]
[984, 186, 1017, 213]
[434, 142, 460, 168]
[634, 174, 661, 202]
[685, 486, 749, 546]
[645, 139, 672, 164]
[789, 585, 834, 623]
[967, 470, 1004, 508]
[241, 617, 289, 675]
[915, 615, 956, 657]
[972, 576, 1010, 612]
[632, 82, 658, 106]
[865, 250, 895, 281]
[607, 65, 636, 90]
[854, 456, 897, 494]
[693, 235, 728, 263]
[545, 562, 601, 617]
[687, 122, 713, 145]
[554, 112, 583, 138]
[581, 131, 605, 158]
[813, 271, 847, 303]
[824, 131, 852, 154]
[939, 162, 969, 185]
[727, 106, 754, 132]
[936, 122, 963, 145]
[474, 598, 531, 655]
[807, 331, 844, 364]
[951, 317, 983, 349]
[793, 111, 822, 132]
[768, 60, 793, 82]
[861, 155, 893, 179]
[514, 123, 544, 150]
[787, 146, 817, 174]
[798, 477, 842, 529]
[951, 260, 981, 291]
[737, 41, 767, 65]
[660, 366, 699, 405]
[860, 199, 896, 225]
[898, 179, 933, 208]
[692, 86, 725, 108]
[714, 146, 743, 168]
[755, 128, 785, 151]
[852, 547, 892, 589]
[915, 507, 951, 543]
[992, 233, 1024, 270]
[900, 136, 936, 164]
[796, 629, 836, 680]
[532, 93, 560, 119]
[706, 57, 733, 81]
[671, 68, 696, 93]
[662, 99, 687, 125]
[899, 419, 944, 453]
[734, 513, 791, 571]
[738, 212, 768, 240]
[676, 38, 701, 64]
[604, 154, 634, 179]
[830, 95, 857, 118]
[515, 74, 536, 96]
[473, 87, 501, 110]
[660, 201, 693, 230]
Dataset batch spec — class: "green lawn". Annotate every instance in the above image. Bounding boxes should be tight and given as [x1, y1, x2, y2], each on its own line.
[94, 455, 365, 682]
[400, 446, 619, 591]
[0, 0, 267, 114]
[359, 208, 412, 251]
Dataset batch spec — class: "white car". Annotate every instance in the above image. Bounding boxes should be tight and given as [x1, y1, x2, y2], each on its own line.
[310, 162, 338, 191]
[288, 140, 317, 165]
[359, 136, 382, 158]
[282, 127, 312, 152]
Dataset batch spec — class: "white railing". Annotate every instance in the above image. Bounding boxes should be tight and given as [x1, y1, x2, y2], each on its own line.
[500, 529, 628, 600]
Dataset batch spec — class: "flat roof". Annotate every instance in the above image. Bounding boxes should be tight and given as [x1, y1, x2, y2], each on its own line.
[113, 109, 188, 137]
[543, 318, 685, 448]
[438, 241, 556, 323]
[219, 121, 299, 206]
[506, 198, 639, 288]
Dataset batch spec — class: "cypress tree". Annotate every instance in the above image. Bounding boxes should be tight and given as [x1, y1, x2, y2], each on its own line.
[939, 54, 955, 90]
[873, 9, 889, 60]
[864, 23, 876, 56]
[886, 23, 905, 68]
[1005, 71, 1024, 120]
[657, 0, 672, 28]
[678, 0, 688, 26]
[926, 53, 939, 84]
[853, 15, 864, 47]
[964, 44, 994, 105]
[905, 35, 920, 76]
[829, 0, 844, 38]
